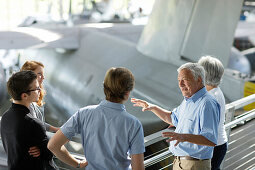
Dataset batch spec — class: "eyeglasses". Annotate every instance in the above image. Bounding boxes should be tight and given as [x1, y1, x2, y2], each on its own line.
[24, 87, 41, 93]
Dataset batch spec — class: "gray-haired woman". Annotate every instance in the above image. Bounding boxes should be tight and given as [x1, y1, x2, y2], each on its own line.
[198, 56, 228, 170]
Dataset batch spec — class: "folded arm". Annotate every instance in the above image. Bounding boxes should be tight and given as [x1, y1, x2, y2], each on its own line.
[31, 119, 53, 160]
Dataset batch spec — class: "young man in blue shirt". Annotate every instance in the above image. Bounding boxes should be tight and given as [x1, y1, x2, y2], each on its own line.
[48, 67, 145, 170]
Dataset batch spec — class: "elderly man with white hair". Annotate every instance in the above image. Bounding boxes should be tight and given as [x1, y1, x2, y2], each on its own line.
[132, 62, 220, 170]
[198, 56, 227, 170]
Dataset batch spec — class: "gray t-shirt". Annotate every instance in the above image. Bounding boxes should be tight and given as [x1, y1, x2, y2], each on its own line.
[29, 102, 50, 131]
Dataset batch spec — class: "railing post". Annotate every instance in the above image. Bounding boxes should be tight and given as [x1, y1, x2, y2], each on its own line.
[222, 104, 235, 169]
[225, 104, 235, 137]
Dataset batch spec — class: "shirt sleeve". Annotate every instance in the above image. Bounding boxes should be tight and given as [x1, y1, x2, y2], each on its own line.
[61, 110, 81, 140]
[199, 101, 220, 144]
[129, 120, 145, 155]
[171, 106, 180, 127]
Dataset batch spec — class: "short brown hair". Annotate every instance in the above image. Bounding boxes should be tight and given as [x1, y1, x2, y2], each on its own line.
[7, 71, 37, 100]
[21, 61, 45, 106]
[103, 67, 134, 103]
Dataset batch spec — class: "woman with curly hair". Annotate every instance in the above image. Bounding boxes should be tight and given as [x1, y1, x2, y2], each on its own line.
[21, 61, 59, 132]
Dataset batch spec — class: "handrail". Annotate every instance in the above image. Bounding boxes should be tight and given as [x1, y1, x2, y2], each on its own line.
[144, 127, 175, 147]
[1, 94, 255, 169]
[144, 150, 172, 168]
[45, 93, 255, 169]
[224, 109, 255, 130]
[142, 93, 255, 168]
[143, 94, 255, 148]
[225, 94, 255, 111]
[143, 108, 255, 168]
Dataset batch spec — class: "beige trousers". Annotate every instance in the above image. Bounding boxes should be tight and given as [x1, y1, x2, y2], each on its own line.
[173, 157, 211, 170]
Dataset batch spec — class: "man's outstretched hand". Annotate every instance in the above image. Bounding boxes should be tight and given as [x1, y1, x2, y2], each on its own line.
[162, 132, 185, 146]
[131, 98, 155, 112]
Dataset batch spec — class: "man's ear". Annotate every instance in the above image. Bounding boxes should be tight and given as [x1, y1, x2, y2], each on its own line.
[197, 77, 204, 87]
[21, 93, 28, 100]
[198, 77, 202, 84]
[124, 91, 130, 100]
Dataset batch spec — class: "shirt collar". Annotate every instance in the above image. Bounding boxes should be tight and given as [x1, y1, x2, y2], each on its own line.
[185, 87, 207, 102]
[12, 103, 30, 115]
[100, 100, 126, 111]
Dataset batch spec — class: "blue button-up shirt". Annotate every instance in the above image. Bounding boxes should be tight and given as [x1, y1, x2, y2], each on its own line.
[61, 100, 145, 170]
[170, 87, 220, 159]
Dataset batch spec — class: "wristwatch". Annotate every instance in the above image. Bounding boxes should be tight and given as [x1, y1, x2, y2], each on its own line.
[76, 161, 81, 168]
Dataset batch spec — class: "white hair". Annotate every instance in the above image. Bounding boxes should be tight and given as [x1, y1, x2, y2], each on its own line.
[177, 62, 205, 85]
[198, 56, 224, 86]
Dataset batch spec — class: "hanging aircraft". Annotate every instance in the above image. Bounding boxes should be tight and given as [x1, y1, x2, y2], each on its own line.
[0, 0, 252, 137]
[2, 0, 255, 169]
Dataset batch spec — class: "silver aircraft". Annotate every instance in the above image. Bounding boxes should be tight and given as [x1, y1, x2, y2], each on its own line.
[2, 0, 255, 169]
[0, 0, 253, 137]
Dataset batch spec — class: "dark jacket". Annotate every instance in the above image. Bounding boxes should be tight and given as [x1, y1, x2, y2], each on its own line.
[0, 103, 53, 170]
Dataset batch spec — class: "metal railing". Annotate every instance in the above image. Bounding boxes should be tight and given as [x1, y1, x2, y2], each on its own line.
[142, 93, 255, 168]
[1, 94, 255, 169]
[55, 93, 255, 169]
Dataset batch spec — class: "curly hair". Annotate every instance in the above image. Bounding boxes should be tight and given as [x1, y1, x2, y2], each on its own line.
[21, 61, 46, 106]
[198, 56, 224, 87]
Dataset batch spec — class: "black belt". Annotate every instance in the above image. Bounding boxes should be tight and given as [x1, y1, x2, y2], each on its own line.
[175, 156, 209, 161]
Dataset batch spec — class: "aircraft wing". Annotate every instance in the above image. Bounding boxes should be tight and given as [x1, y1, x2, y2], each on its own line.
[0, 27, 79, 49]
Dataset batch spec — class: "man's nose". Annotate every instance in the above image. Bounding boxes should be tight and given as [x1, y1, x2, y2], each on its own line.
[179, 80, 184, 86]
